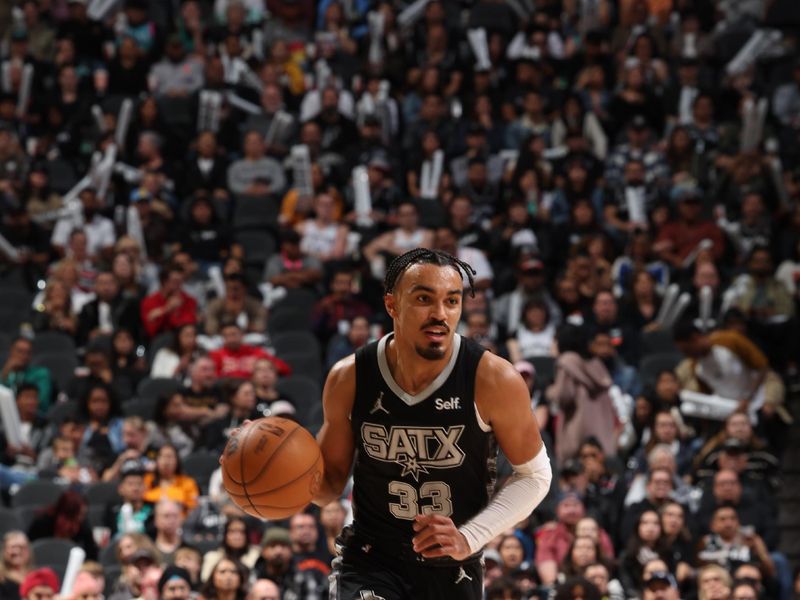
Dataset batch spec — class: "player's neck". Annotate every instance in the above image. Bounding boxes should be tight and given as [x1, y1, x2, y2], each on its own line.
[386, 336, 452, 395]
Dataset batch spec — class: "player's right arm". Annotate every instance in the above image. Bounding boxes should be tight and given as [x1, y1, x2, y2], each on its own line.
[312, 354, 356, 507]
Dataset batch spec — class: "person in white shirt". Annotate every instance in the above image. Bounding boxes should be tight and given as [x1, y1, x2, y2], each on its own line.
[51, 187, 116, 261]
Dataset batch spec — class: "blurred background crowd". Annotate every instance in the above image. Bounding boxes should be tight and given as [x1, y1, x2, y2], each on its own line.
[0, 0, 799, 598]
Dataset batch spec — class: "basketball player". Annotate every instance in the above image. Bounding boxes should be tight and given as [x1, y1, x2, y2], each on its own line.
[314, 249, 552, 599]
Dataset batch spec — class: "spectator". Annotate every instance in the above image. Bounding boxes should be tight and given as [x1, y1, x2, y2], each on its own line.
[150, 323, 201, 380]
[201, 558, 248, 600]
[101, 415, 151, 482]
[296, 193, 349, 265]
[254, 527, 294, 587]
[546, 325, 615, 464]
[575, 438, 626, 537]
[247, 579, 280, 600]
[250, 358, 295, 417]
[181, 356, 228, 425]
[209, 321, 290, 379]
[0, 337, 53, 414]
[31, 279, 77, 337]
[494, 256, 561, 338]
[19, 568, 59, 600]
[311, 269, 372, 345]
[696, 505, 776, 579]
[506, 298, 556, 362]
[140, 266, 199, 339]
[143, 444, 199, 513]
[653, 182, 725, 268]
[362, 200, 434, 269]
[175, 194, 232, 271]
[697, 563, 733, 600]
[149, 392, 197, 459]
[51, 187, 116, 261]
[151, 499, 185, 561]
[157, 565, 193, 600]
[204, 274, 267, 336]
[642, 570, 679, 600]
[28, 490, 98, 560]
[673, 321, 779, 423]
[659, 501, 695, 586]
[535, 492, 613, 587]
[148, 34, 204, 97]
[203, 380, 262, 453]
[264, 229, 323, 291]
[620, 468, 675, 542]
[325, 315, 371, 371]
[0, 532, 33, 599]
[104, 459, 154, 538]
[617, 510, 670, 595]
[227, 131, 286, 198]
[0, 383, 46, 467]
[76, 271, 141, 347]
[201, 517, 260, 582]
[77, 381, 124, 469]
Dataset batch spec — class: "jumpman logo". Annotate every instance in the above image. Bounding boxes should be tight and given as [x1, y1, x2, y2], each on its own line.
[455, 567, 473, 584]
[370, 391, 390, 415]
[360, 592, 386, 600]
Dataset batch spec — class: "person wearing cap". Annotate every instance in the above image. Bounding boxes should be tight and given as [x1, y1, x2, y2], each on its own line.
[642, 570, 679, 600]
[148, 33, 204, 97]
[604, 111, 668, 191]
[104, 458, 155, 537]
[493, 254, 561, 337]
[20, 567, 59, 600]
[652, 181, 724, 267]
[264, 228, 323, 290]
[254, 527, 304, 593]
[158, 565, 193, 600]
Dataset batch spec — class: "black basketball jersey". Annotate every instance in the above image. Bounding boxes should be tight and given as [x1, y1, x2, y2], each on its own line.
[350, 333, 497, 560]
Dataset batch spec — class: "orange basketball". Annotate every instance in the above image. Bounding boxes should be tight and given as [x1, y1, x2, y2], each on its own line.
[221, 417, 324, 520]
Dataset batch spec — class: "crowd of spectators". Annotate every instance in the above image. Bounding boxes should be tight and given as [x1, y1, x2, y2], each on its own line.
[0, 0, 799, 599]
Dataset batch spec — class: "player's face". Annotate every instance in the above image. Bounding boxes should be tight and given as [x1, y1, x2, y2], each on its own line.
[386, 264, 463, 361]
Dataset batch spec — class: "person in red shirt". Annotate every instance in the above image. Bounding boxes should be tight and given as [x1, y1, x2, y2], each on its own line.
[654, 182, 725, 268]
[209, 321, 291, 379]
[140, 266, 198, 338]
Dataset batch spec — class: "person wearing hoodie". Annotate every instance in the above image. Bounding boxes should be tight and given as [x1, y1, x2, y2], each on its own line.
[546, 324, 615, 465]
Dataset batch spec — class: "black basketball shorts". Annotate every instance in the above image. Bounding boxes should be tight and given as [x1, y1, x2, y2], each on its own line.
[329, 540, 483, 600]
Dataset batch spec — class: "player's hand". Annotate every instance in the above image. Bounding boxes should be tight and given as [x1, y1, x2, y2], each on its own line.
[219, 419, 254, 465]
[412, 514, 471, 561]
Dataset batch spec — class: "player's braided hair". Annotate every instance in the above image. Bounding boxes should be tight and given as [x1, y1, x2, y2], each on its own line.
[383, 248, 476, 296]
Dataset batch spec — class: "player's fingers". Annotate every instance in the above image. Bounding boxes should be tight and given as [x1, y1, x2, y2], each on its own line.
[412, 514, 436, 531]
[418, 536, 456, 558]
[413, 529, 454, 553]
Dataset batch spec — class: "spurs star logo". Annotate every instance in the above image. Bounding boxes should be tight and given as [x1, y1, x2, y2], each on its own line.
[455, 566, 473, 584]
[360, 591, 386, 600]
[370, 391, 390, 415]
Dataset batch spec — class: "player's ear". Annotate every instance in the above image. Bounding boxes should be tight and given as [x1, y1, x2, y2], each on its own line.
[384, 293, 398, 319]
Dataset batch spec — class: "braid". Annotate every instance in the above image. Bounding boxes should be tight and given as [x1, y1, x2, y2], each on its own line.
[383, 248, 477, 296]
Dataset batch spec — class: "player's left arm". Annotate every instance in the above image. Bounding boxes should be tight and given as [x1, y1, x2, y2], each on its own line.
[413, 352, 552, 560]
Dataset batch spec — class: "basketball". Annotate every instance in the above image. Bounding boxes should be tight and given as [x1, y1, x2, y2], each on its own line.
[221, 417, 324, 520]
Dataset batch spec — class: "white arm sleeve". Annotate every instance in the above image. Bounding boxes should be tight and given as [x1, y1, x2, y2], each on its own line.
[458, 444, 552, 554]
